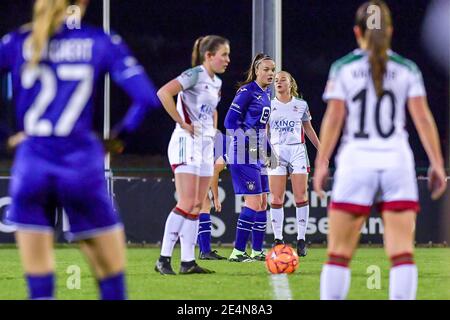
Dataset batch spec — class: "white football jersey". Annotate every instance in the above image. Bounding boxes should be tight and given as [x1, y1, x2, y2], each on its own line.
[269, 97, 312, 145]
[323, 49, 426, 168]
[175, 65, 222, 137]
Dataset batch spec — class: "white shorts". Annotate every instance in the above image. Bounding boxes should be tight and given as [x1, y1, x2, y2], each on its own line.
[330, 164, 420, 215]
[268, 144, 310, 175]
[168, 131, 214, 177]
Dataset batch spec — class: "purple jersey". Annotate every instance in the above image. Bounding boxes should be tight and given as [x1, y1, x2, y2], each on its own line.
[224, 81, 271, 166]
[0, 24, 159, 141]
[2, 24, 159, 240]
[225, 81, 271, 133]
[224, 81, 271, 195]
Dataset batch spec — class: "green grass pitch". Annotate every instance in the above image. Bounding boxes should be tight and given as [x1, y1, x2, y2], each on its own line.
[0, 246, 448, 300]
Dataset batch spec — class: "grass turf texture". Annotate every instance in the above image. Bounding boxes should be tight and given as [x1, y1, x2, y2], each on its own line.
[0, 247, 448, 300]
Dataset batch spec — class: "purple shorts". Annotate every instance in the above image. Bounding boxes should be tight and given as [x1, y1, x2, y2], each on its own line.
[7, 138, 122, 241]
[229, 164, 269, 195]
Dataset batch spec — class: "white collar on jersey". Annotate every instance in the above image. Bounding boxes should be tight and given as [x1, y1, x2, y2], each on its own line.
[274, 96, 294, 105]
[354, 48, 394, 57]
[200, 65, 218, 82]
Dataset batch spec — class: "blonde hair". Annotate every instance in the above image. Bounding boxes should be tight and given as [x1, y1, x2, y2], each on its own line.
[30, 0, 87, 66]
[355, 0, 392, 97]
[277, 71, 300, 98]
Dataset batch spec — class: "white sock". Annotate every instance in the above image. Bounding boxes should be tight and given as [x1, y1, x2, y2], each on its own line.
[180, 218, 200, 262]
[320, 264, 351, 300]
[160, 211, 185, 257]
[389, 265, 418, 300]
[296, 205, 309, 240]
[270, 207, 284, 240]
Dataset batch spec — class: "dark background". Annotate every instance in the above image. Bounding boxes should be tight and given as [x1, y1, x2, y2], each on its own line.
[0, 0, 448, 171]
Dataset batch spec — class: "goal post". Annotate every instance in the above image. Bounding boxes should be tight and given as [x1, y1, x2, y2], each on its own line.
[252, 0, 282, 73]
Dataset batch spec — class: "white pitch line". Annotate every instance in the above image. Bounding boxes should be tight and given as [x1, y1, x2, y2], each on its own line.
[270, 274, 293, 300]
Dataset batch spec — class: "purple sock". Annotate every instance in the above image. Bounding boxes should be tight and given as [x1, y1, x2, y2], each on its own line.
[197, 213, 212, 254]
[99, 272, 127, 300]
[252, 211, 267, 251]
[26, 273, 55, 300]
[235, 207, 257, 251]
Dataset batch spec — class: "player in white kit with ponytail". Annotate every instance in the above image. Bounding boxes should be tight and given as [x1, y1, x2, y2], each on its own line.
[314, 0, 447, 300]
[155, 35, 230, 275]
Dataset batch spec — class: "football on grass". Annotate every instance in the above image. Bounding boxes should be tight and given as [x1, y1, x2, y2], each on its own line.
[265, 244, 299, 274]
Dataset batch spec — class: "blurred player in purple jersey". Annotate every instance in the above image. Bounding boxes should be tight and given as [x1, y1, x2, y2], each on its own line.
[224, 53, 276, 262]
[155, 35, 230, 274]
[0, 0, 159, 299]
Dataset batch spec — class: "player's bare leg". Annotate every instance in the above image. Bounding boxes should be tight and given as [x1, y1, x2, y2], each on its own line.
[16, 231, 55, 299]
[16, 231, 54, 274]
[79, 228, 126, 279]
[200, 195, 211, 215]
[244, 194, 263, 211]
[175, 173, 202, 213]
[79, 228, 127, 299]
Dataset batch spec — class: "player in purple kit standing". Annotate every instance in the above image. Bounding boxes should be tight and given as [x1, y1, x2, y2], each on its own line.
[224, 53, 276, 262]
[0, 0, 159, 299]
